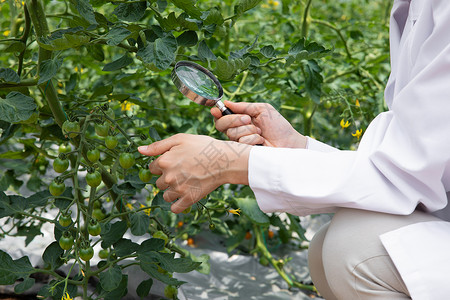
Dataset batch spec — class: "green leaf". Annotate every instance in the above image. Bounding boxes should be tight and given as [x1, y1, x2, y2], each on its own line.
[113, 2, 147, 22]
[170, 0, 201, 19]
[130, 212, 150, 236]
[14, 225, 42, 246]
[137, 238, 165, 254]
[87, 44, 105, 61]
[155, 12, 180, 31]
[304, 60, 323, 103]
[0, 92, 37, 124]
[148, 127, 161, 141]
[150, 251, 201, 273]
[198, 40, 217, 61]
[101, 221, 128, 248]
[102, 275, 128, 299]
[38, 58, 63, 84]
[37, 32, 90, 51]
[100, 265, 123, 292]
[213, 57, 250, 81]
[260, 45, 276, 58]
[151, 191, 171, 211]
[0, 250, 34, 285]
[138, 254, 185, 286]
[234, 197, 269, 225]
[42, 242, 64, 270]
[287, 38, 331, 64]
[176, 30, 198, 47]
[234, 0, 262, 18]
[4, 41, 26, 53]
[74, 0, 98, 26]
[136, 35, 178, 70]
[113, 239, 139, 257]
[202, 8, 224, 26]
[0, 68, 20, 83]
[14, 277, 35, 294]
[136, 279, 153, 298]
[103, 54, 133, 72]
[106, 27, 131, 46]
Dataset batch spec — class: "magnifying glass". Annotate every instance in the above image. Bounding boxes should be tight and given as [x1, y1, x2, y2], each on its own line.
[171, 61, 233, 116]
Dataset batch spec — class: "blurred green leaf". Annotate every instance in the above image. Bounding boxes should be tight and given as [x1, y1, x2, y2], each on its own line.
[136, 279, 153, 298]
[0, 250, 34, 284]
[130, 212, 150, 236]
[0, 92, 37, 124]
[100, 265, 123, 292]
[0, 68, 20, 83]
[137, 35, 178, 70]
[38, 58, 63, 84]
[235, 197, 269, 225]
[113, 2, 147, 22]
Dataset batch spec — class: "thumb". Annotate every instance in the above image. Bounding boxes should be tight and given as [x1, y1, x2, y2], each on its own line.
[138, 134, 184, 156]
[223, 101, 261, 117]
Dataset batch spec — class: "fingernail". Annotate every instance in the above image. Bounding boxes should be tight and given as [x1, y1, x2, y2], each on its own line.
[138, 146, 147, 152]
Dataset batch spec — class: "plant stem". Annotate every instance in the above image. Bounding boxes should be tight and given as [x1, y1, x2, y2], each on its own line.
[301, 0, 313, 37]
[228, 71, 248, 102]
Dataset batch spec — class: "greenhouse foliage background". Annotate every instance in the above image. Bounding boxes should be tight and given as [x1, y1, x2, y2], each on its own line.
[0, 0, 392, 298]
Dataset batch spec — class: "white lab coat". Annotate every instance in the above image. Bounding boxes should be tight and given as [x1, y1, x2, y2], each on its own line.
[248, 0, 450, 299]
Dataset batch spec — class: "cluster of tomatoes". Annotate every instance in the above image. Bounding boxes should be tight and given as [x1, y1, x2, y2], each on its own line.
[49, 106, 154, 262]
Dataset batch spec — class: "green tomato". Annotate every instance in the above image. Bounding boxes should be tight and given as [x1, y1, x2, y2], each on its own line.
[105, 135, 118, 149]
[59, 213, 72, 227]
[49, 181, 65, 196]
[92, 208, 106, 221]
[62, 120, 80, 138]
[119, 153, 135, 169]
[79, 246, 94, 261]
[98, 249, 109, 259]
[139, 168, 152, 182]
[164, 285, 178, 299]
[153, 231, 169, 246]
[59, 144, 72, 154]
[87, 149, 100, 163]
[59, 232, 74, 250]
[95, 123, 109, 137]
[53, 158, 69, 173]
[86, 171, 102, 187]
[88, 219, 101, 236]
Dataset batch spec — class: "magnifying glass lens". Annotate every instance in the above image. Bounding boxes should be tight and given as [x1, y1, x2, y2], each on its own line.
[176, 65, 220, 99]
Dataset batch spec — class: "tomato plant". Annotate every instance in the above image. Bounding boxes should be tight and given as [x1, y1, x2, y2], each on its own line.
[0, 0, 391, 298]
[53, 157, 69, 173]
[86, 148, 100, 163]
[119, 152, 135, 169]
[105, 135, 119, 149]
[87, 219, 101, 236]
[86, 170, 102, 187]
[59, 232, 74, 251]
[139, 168, 152, 183]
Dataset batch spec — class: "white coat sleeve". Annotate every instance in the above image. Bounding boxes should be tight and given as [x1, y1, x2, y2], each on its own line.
[248, 0, 450, 217]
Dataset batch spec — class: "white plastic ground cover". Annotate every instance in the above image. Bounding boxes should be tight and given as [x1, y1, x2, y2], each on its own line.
[0, 202, 329, 299]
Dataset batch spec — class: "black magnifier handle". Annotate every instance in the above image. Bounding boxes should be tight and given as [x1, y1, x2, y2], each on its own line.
[222, 107, 234, 115]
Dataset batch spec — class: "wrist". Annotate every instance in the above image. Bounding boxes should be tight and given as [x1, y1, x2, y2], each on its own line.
[220, 141, 251, 185]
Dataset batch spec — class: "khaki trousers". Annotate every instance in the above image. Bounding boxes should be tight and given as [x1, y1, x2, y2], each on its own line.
[308, 208, 440, 300]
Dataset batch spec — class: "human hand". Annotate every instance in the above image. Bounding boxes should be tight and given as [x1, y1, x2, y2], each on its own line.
[138, 134, 250, 213]
[211, 101, 307, 148]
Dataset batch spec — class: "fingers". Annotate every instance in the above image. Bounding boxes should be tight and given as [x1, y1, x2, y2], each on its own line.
[215, 114, 251, 133]
[226, 124, 261, 141]
[138, 134, 185, 157]
[171, 197, 196, 214]
[238, 134, 265, 145]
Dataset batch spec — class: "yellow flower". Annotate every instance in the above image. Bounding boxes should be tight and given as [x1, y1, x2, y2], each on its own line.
[121, 100, 134, 111]
[355, 99, 360, 107]
[3, 30, 10, 37]
[140, 204, 151, 216]
[62, 292, 73, 300]
[228, 208, 241, 216]
[272, 1, 279, 7]
[340, 119, 351, 129]
[352, 129, 363, 140]
[126, 203, 134, 210]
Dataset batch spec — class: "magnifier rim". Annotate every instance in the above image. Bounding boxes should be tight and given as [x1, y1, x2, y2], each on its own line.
[173, 60, 223, 101]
